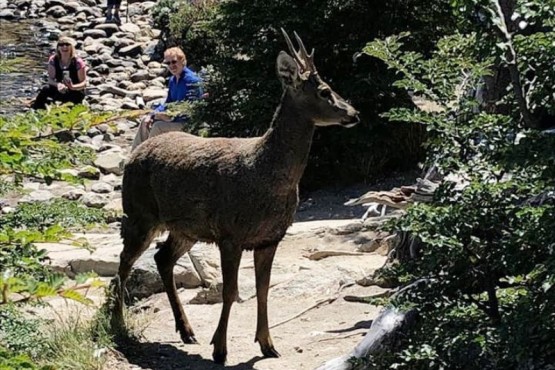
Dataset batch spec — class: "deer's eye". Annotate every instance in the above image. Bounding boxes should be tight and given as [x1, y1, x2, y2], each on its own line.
[318, 88, 332, 99]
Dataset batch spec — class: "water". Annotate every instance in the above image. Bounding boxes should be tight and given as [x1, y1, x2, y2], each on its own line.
[0, 19, 51, 115]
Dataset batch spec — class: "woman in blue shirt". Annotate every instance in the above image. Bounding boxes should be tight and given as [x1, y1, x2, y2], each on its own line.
[132, 47, 203, 151]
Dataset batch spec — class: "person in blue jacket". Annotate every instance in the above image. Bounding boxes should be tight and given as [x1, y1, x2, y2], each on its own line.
[132, 47, 203, 150]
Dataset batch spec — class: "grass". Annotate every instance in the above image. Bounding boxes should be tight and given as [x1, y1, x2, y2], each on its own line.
[0, 286, 156, 370]
[0, 57, 24, 73]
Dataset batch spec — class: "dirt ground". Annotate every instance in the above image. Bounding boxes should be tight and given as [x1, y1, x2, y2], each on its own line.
[100, 177, 416, 370]
[105, 234, 387, 370]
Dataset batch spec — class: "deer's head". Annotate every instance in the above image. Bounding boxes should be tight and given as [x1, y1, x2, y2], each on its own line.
[277, 29, 359, 128]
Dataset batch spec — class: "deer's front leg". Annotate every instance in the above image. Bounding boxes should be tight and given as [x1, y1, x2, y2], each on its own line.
[211, 241, 242, 364]
[254, 244, 280, 358]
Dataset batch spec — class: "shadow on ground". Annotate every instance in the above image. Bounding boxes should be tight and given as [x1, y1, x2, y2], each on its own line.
[295, 171, 419, 222]
[114, 336, 268, 370]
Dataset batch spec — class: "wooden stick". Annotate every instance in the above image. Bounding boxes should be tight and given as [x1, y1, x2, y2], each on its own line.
[269, 296, 338, 329]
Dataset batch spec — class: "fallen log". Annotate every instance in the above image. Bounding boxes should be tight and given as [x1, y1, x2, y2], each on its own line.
[314, 307, 417, 370]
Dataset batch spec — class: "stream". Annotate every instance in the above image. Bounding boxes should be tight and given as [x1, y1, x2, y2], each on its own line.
[0, 19, 52, 115]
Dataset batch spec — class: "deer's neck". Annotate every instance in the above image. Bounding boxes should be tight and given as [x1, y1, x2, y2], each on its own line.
[258, 91, 315, 187]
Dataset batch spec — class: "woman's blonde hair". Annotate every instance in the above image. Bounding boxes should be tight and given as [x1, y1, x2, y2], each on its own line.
[56, 36, 76, 60]
[164, 47, 187, 65]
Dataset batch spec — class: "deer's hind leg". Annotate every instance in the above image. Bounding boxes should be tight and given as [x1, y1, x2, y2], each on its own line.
[254, 243, 280, 358]
[112, 215, 158, 328]
[154, 232, 197, 344]
[211, 240, 243, 364]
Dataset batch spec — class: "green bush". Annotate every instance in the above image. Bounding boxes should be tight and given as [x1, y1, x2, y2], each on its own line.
[1, 199, 108, 232]
[151, 0, 462, 187]
[0, 89, 116, 370]
[359, 0, 555, 368]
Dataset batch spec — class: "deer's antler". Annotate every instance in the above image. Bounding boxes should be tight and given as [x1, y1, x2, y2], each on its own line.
[281, 28, 316, 73]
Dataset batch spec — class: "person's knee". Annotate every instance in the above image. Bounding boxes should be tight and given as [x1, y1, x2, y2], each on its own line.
[149, 121, 185, 138]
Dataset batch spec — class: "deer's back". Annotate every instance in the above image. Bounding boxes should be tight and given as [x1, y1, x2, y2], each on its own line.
[123, 131, 299, 248]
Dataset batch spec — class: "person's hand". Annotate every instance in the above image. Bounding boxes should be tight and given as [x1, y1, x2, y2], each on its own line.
[64, 79, 74, 90]
[57, 83, 68, 93]
[141, 114, 154, 130]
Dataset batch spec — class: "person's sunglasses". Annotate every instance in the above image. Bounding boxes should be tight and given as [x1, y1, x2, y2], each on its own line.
[58, 43, 71, 47]
[164, 60, 179, 66]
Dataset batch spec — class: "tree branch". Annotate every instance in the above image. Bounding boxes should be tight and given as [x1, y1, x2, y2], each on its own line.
[489, 0, 538, 128]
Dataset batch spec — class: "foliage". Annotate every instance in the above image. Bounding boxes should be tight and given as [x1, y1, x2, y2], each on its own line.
[1, 198, 108, 232]
[360, 0, 555, 368]
[0, 305, 49, 358]
[0, 105, 108, 185]
[0, 57, 24, 74]
[0, 198, 109, 305]
[0, 347, 51, 370]
[0, 303, 113, 370]
[151, 0, 463, 187]
[0, 105, 112, 366]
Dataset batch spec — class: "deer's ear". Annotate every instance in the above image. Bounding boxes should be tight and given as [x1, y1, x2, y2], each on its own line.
[277, 51, 301, 88]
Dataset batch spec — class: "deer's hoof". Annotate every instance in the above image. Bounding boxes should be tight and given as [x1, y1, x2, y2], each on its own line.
[212, 350, 227, 364]
[180, 333, 198, 344]
[262, 346, 281, 358]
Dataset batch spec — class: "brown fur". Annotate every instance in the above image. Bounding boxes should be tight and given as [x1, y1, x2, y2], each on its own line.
[112, 33, 359, 364]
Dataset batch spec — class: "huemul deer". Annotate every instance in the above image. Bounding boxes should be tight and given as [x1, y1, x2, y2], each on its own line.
[112, 29, 359, 364]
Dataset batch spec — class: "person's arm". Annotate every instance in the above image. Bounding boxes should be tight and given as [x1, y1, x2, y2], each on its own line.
[47, 63, 58, 87]
[185, 74, 204, 101]
[68, 67, 87, 91]
[47, 58, 68, 93]
[153, 78, 175, 113]
[152, 95, 172, 121]
[66, 59, 87, 91]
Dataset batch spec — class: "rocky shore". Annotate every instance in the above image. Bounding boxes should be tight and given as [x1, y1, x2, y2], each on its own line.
[1, 0, 168, 112]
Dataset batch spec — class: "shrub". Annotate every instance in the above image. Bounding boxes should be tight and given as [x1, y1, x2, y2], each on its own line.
[360, 0, 555, 368]
[151, 0, 462, 188]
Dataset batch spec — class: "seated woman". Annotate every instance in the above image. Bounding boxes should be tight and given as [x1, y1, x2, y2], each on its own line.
[131, 47, 203, 151]
[31, 37, 87, 110]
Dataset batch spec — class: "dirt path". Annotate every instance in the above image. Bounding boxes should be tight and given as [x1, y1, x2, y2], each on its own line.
[104, 216, 390, 370]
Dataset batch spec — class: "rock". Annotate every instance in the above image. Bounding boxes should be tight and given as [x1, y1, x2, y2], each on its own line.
[19, 190, 54, 203]
[103, 197, 123, 213]
[130, 70, 149, 82]
[101, 173, 122, 189]
[87, 127, 102, 137]
[91, 181, 113, 194]
[83, 29, 107, 39]
[127, 82, 146, 91]
[39, 233, 123, 277]
[62, 1, 80, 13]
[81, 192, 109, 208]
[45, 4, 66, 17]
[142, 88, 166, 102]
[57, 168, 79, 178]
[1, 206, 16, 214]
[121, 101, 140, 110]
[76, 134, 93, 144]
[119, 22, 140, 34]
[0, 9, 16, 18]
[102, 84, 141, 98]
[62, 188, 86, 201]
[93, 151, 126, 175]
[94, 23, 119, 36]
[127, 248, 203, 300]
[74, 6, 101, 17]
[74, 21, 91, 31]
[118, 43, 143, 57]
[78, 165, 101, 180]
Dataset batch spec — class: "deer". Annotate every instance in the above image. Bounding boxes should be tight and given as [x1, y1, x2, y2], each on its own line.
[111, 29, 359, 364]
